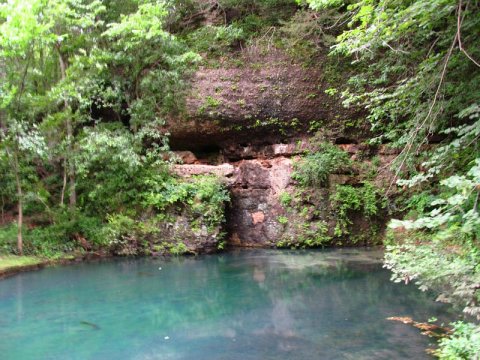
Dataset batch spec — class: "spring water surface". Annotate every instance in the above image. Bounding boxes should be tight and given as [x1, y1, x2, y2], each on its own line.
[0, 249, 455, 359]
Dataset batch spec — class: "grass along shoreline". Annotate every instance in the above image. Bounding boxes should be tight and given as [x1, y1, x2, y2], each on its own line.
[0, 253, 95, 279]
[0, 255, 47, 278]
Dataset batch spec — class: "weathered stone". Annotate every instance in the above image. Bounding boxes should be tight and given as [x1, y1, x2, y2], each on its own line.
[155, 214, 221, 255]
[251, 211, 265, 224]
[172, 163, 234, 177]
[328, 174, 359, 188]
[166, 48, 367, 151]
[338, 144, 360, 154]
[173, 151, 198, 164]
[169, 143, 394, 249]
[233, 160, 271, 189]
[214, 139, 310, 161]
[227, 157, 292, 247]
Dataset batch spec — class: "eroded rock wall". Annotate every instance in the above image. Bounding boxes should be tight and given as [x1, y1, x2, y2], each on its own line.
[163, 42, 393, 249]
[228, 157, 292, 247]
[172, 141, 396, 248]
[166, 48, 367, 152]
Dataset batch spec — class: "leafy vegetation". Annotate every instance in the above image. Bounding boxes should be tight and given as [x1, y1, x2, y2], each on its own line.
[331, 182, 384, 238]
[293, 142, 351, 187]
[277, 220, 331, 249]
[436, 321, 480, 359]
[291, 141, 385, 245]
[0, 0, 227, 258]
[300, 0, 479, 356]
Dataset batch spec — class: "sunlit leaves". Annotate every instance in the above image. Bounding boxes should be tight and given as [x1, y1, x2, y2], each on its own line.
[391, 158, 480, 232]
[103, 2, 168, 45]
[0, 0, 55, 57]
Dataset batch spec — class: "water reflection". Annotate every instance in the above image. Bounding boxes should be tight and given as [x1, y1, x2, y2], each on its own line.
[0, 249, 455, 360]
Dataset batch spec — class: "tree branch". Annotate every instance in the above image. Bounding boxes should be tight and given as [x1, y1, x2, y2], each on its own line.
[457, 0, 480, 68]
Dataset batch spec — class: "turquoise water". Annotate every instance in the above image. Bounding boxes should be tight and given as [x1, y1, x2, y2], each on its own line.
[0, 249, 455, 359]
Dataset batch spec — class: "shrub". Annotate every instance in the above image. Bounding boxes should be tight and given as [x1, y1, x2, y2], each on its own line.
[169, 242, 189, 255]
[293, 143, 351, 187]
[277, 215, 289, 224]
[385, 238, 480, 319]
[0, 209, 109, 258]
[331, 182, 384, 236]
[277, 221, 331, 248]
[0, 224, 18, 254]
[279, 191, 292, 206]
[436, 322, 480, 360]
[24, 226, 75, 258]
[102, 213, 139, 255]
[142, 174, 230, 229]
[186, 25, 245, 55]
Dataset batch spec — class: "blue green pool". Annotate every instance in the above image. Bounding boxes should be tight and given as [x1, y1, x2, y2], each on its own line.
[0, 249, 455, 359]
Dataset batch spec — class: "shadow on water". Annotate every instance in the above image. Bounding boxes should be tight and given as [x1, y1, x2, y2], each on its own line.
[0, 248, 456, 360]
[80, 321, 101, 330]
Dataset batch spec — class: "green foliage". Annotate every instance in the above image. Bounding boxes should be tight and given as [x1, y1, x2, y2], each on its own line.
[391, 159, 480, 236]
[279, 9, 339, 61]
[277, 221, 331, 248]
[0, 153, 16, 214]
[300, 0, 345, 9]
[0, 121, 48, 206]
[75, 125, 146, 215]
[436, 322, 480, 360]
[178, 0, 298, 60]
[79, 172, 230, 256]
[102, 213, 140, 255]
[218, 0, 297, 28]
[25, 226, 76, 258]
[386, 237, 480, 358]
[27, 210, 106, 257]
[142, 174, 230, 229]
[0, 209, 106, 257]
[293, 143, 351, 187]
[0, 0, 209, 257]
[305, 0, 480, 159]
[331, 182, 383, 236]
[186, 25, 245, 55]
[277, 215, 289, 225]
[385, 235, 480, 318]
[279, 191, 292, 207]
[300, 1, 480, 346]
[217, 239, 226, 251]
[0, 224, 18, 254]
[198, 95, 223, 115]
[169, 242, 189, 256]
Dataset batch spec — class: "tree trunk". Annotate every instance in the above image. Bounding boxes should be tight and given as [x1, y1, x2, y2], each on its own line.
[13, 146, 23, 256]
[67, 119, 76, 208]
[60, 157, 67, 206]
[1, 195, 5, 223]
[58, 50, 76, 207]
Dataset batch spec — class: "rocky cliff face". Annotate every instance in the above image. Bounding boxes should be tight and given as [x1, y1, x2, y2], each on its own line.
[163, 44, 392, 250]
[165, 48, 367, 153]
[228, 157, 292, 247]
[171, 139, 396, 249]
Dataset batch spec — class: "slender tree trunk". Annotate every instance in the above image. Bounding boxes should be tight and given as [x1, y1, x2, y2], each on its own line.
[474, 190, 479, 213]
[13, 145, 23, 256]
[66, 119, 76, 208]
[58, 51, 76, 207]
[1, 196, 4, 223]
[9, 48, 32, 256]
[60, 157, 67, 206]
